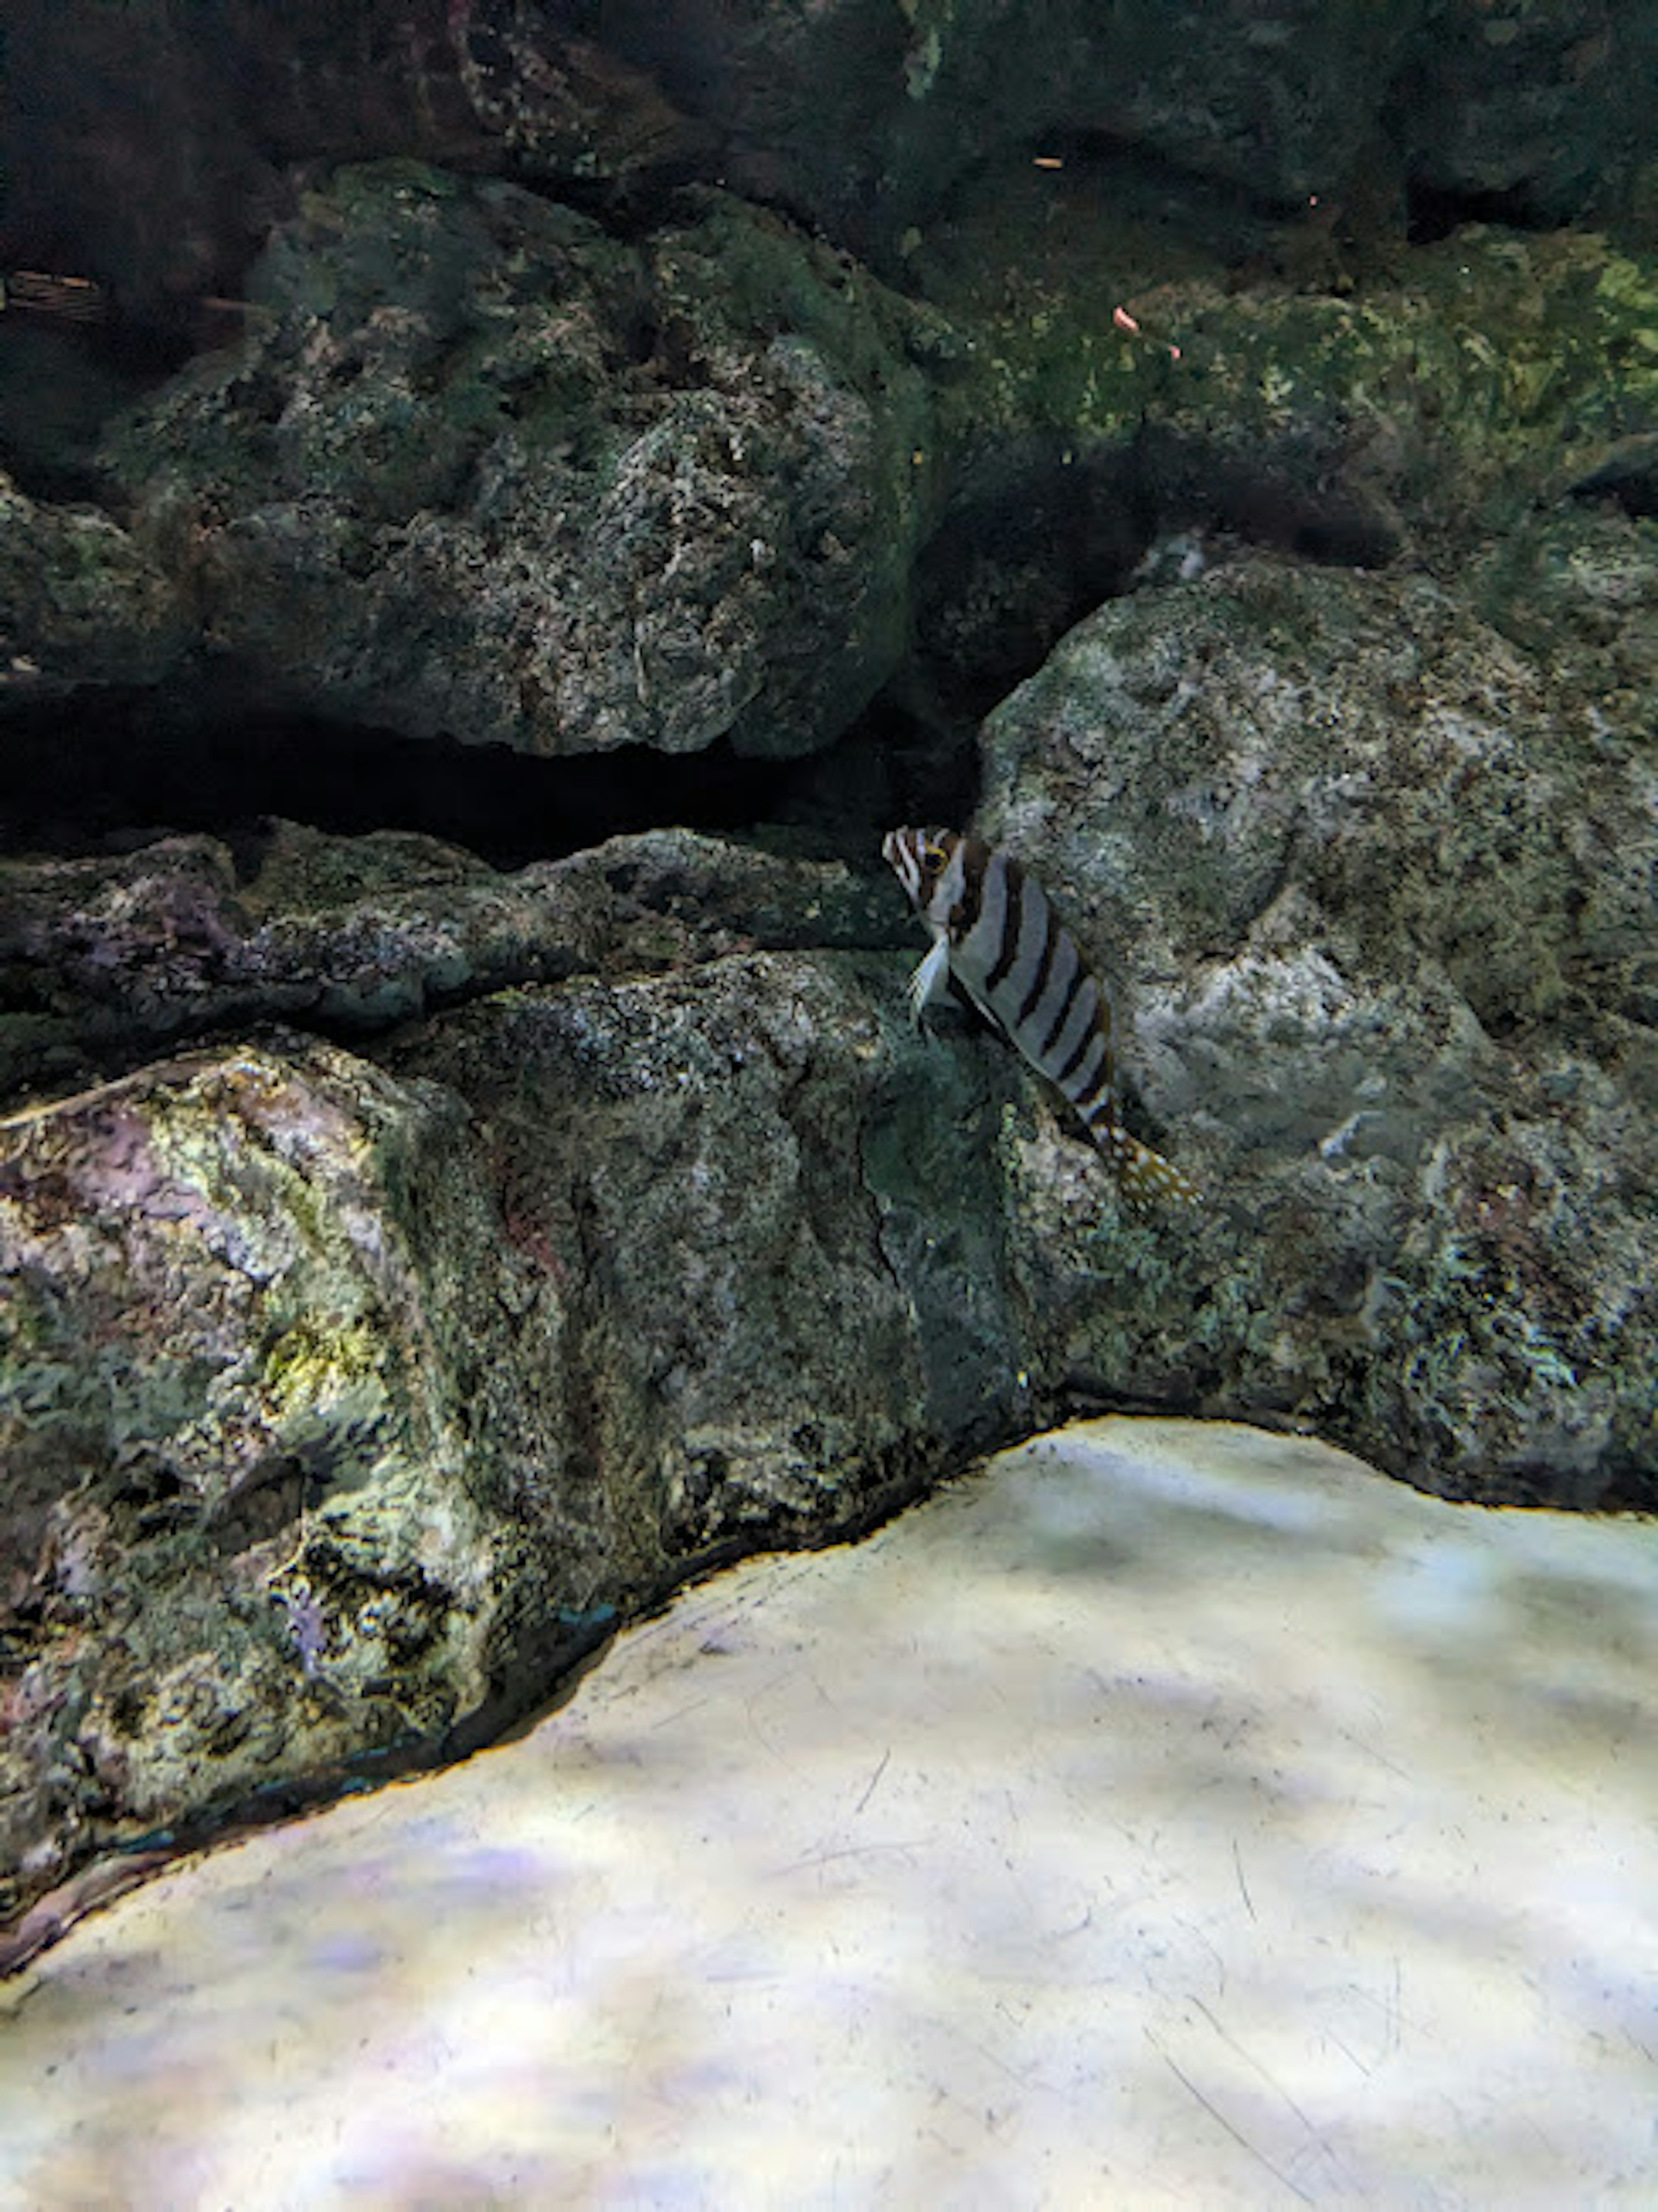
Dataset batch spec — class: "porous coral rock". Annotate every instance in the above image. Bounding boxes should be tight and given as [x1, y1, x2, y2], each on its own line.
[99, 164, 936, 760]
[978, 553, 1657, 1501]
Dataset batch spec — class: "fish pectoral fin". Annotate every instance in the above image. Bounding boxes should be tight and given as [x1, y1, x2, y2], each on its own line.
[906, 937, 952, 1025]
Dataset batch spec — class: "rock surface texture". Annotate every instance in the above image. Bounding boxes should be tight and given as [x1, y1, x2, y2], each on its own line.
[3, 3, 1656, 1961]
[6, 0, 1656, 309]
[94, 166, 939, 759]
[976, 557, 1656, 1500]
[3, 709, 1653, 1932]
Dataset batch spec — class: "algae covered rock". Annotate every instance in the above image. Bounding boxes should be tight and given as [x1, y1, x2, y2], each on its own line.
[897, 209, 1658, 731]
[7, 0, 1652, 331]
[0, 1040, 505, 1915]
[585, 0, 1655, 263]
[99, 162, 937, 760]
[0, 469, 189, 696]
[0, 922, 1035, 1934]
[0, 823, 902, 1105]
[977, 553, 1658, 1499]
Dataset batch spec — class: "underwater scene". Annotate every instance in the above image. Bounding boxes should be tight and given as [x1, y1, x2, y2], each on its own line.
[1, 2, 1655, 2202]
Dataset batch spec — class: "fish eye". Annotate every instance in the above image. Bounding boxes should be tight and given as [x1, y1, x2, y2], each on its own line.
[920, 839, 947, 874]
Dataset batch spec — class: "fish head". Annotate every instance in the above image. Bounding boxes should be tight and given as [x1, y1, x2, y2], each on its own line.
[882, 826, 960, 916]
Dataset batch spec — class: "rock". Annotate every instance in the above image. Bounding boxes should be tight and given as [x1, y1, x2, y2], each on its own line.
[1567, 432, 1658, 519]
[0, 1038, 507, 1921]
[0, 469, 189, 696]
[21, 201, 1655, 761]
[0, 0, 484, 335]
[596, 0, 1656, 262]
[902, 221, 1658, 716]
[919, 220, 1658, 551]
[98, 164, 939, 759]
[14, 143, 1658, 763]
[1469, 506, 1658, 733]
[6, 0, 1652, 334]
[1399, 0, 1658, 229]
[977, 552, 1658, 1503]
[0, 825, 901, 1104]
[0, 924, 1035, 1930]
[447, 3, 718, 188]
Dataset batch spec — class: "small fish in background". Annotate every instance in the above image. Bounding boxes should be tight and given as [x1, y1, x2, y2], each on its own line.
[271, 1581, 328, 1680]
[883, 826, 1199, 1212]
[0, 269, 108, 323]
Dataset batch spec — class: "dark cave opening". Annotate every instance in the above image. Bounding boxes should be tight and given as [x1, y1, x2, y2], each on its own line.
[909, 424, 1405, 725]
[3, 402, 1414, 874]
[0, 687, 980, 876]
[1403, 178, 1548, 247]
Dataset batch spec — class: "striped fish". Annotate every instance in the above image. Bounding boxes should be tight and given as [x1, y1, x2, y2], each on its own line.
[883, 826, 1198, 1211]
[0, 269, 108, 322]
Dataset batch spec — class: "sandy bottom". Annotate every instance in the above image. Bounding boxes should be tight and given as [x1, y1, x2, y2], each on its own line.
[3, 1418, 1656, 2209]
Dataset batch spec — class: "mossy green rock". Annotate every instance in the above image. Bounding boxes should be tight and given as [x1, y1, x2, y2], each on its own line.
[101, 164, 938, 759]
[0, 469, 188, 694]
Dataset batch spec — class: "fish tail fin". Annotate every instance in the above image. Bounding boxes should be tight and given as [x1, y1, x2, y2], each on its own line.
[1116, 1133, 1201, 1214]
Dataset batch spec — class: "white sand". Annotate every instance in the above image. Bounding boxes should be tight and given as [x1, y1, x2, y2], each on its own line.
[3, 1417, 1655, 2209]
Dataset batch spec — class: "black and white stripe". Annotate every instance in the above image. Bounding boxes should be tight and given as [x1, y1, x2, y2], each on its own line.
[882, 826, 1199, 1211]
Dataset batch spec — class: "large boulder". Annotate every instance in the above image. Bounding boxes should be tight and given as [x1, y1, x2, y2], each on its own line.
[976, 551, 1657, 1500]
[0, 836, 1032, 1933]
[98, 164, 942, 758]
